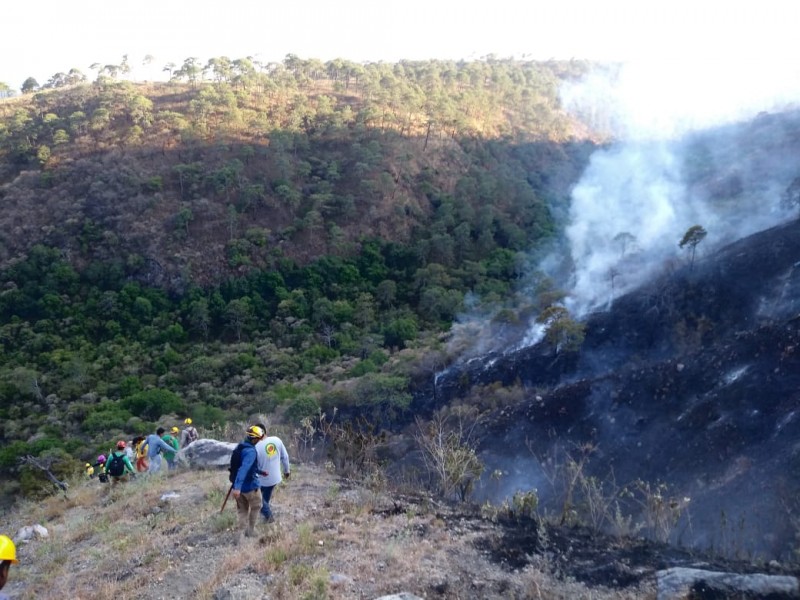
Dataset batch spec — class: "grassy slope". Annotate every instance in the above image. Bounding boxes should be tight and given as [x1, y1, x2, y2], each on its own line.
[2, 447, 652, 600]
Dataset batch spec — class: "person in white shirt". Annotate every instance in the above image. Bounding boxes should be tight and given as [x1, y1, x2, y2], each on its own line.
[254, 423, 291, 522]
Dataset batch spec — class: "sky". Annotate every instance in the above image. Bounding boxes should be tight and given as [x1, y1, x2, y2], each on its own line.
[3, 0, 800, 89]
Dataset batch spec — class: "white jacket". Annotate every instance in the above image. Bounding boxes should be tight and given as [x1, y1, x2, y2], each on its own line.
[255, 436, 290, 488]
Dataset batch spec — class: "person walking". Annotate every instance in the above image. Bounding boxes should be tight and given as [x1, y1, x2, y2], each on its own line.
[254, 423, 291, 523]
[162, 427, 180, 470]
[180, 418, 199, 448]
[140, 428, 175, 474]
[0, 534, 18, 600]
[231, 425, 265, 541]
[133, 436, 148, 472]
[105, 441, 136, 484]
[124, 439, 135, 464]
[85, 462, 95, 478]
[93, 454, 109, 483]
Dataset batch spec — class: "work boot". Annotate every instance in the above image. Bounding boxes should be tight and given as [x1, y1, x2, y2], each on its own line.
[244, 527, 257, 538]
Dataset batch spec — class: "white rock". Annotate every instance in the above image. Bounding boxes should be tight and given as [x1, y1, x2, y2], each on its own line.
[657, 567, 799, 600]
[16, 524, 49, 542]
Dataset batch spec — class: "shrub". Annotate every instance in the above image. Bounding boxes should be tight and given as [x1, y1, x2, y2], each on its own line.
[352, 373, 411, 409]
[285, 395, 320, 423]
[348, 359, 377, 377]
[118, 376, 142, 398]
[121, 389, 185, 421]
[82, 400, 135, 434]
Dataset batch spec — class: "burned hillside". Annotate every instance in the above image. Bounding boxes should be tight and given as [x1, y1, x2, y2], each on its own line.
[428, 217, 800, 558]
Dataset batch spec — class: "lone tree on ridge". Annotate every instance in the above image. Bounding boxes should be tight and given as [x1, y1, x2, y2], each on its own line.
[679, 225, 707, 270]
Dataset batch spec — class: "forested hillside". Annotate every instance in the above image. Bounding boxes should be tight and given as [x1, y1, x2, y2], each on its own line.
[0, 57, 599, 499]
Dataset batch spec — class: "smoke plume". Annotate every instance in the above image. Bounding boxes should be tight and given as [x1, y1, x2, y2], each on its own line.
[558, 59, 800, 316]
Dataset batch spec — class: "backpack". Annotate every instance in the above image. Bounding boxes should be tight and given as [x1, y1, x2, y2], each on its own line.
[107, 452, 126, 477]
[228, 443, 246, 484]
[186, 426, 198, 445]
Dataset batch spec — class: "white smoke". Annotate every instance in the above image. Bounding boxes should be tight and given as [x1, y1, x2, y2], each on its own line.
[557, 59, 800, 316]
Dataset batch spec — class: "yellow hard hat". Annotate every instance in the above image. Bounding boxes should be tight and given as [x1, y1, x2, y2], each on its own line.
[0, 534, 17, 563]
[171, 426, 179, 434]
[246, 425, 264, 440]
[184, 418, 192, 425]
[85, 463, 91, 468]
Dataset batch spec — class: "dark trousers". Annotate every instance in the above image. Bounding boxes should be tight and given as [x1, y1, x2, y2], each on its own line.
[260, 485, 276, 520]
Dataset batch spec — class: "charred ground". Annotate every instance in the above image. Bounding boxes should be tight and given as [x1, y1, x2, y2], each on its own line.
[426, 217, 800, 560]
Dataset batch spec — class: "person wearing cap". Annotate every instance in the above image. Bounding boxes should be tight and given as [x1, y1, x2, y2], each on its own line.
[105, 441, 136, 484]
[0, 534, 18, 599]
[93, 454, 109, 483]
[180, 418, 198, 447]
[232, 425, 265, 540]
[85, 462, 95, 478]
[254, 422, 291, 523]
[133, 436, 149, 472]
[161, 427, 180, 470]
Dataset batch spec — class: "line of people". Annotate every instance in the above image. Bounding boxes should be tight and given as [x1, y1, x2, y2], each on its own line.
[85, 418, 200, 482]
[0, 421, 291, 597]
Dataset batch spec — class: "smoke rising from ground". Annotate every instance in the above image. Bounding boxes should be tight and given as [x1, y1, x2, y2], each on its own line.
[558, 60, 800, 316]
[444, 59, 800, 360]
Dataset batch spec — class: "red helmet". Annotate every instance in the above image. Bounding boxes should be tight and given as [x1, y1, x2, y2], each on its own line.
[116, 440, 127, 449]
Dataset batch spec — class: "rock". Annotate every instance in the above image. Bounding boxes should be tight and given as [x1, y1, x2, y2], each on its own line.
[373, 594, 424, 600]
[657, 567, 800, 600]
[177, 439, 237, 469]
[160, 492, 181, 501]
[16, 524, 49, 542]
[330, 573, 353, 587]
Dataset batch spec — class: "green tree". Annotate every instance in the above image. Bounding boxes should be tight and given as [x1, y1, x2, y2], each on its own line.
[225, 298, 254, 342]
[174, 207, 193, 238]
[536, 305, 585, 353]
[375, 280, 397, 308]
[176, 57, 202, 88]
[383, 317, 417, 349]
[678, 225, 707, 270]
[36, 145, 51, 166]
[21, 77, 39, 94]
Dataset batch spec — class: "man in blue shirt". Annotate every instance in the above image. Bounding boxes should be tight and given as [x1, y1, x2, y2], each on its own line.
[140, 427, 176, 474]
[232, 424, 265, 540]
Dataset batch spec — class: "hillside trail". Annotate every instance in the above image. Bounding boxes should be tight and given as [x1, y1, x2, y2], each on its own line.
[4, 463, 342, 599]
[8, 448, 797, 599]
[3, 459, 654, 599]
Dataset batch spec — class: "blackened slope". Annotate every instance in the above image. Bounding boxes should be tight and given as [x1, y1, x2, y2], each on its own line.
[448, 218, 800, 556]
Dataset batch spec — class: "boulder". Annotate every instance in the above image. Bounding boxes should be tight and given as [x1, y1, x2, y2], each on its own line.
[176, 439, 236, 469]
[16, 524, 49, 542]
[657, 567, 800, 600]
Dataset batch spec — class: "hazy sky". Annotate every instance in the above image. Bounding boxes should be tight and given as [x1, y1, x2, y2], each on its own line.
[3, 0, 800, 89]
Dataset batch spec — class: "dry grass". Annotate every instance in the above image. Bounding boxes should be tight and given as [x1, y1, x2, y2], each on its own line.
[3, 462, 660, 600]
